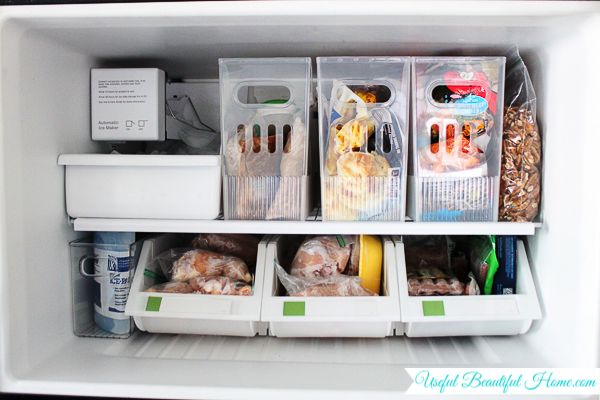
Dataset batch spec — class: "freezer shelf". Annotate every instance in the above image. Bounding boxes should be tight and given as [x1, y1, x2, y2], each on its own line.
[72, 217, 541, 235]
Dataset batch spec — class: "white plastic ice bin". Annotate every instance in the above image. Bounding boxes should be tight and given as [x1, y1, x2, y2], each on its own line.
[58, 154, 222, 219]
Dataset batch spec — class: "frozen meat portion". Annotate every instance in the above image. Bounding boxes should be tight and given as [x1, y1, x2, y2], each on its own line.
[188, 276, 252, 296]
[146, 281, 193, 294]
[165, 249, 252, 283]
[290, 236, 354, 277]
[191, 233, 260, 268]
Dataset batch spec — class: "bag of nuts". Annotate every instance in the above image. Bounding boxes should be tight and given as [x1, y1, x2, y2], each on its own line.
[499, 48, 542, 222]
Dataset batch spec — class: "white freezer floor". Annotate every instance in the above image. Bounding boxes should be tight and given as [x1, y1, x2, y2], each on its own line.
[16, 333, 550, 399]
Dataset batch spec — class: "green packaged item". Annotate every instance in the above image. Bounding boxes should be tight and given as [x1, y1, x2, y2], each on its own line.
[469, 235, 499, 295]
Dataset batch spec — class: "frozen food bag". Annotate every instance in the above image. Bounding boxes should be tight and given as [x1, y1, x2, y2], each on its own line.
[493, 235, 517, 294]
[317, 57, 409, 221]
[499, 48, 542, 222]
[276, 264, 376, 297]
[191, 233, 260, 268]
[155, 248, 252, 283]
[290, 235, 357, 278]
[468, 235, 499, 295]
[413, 57, 505, 177]
[220, 58, 311, 221]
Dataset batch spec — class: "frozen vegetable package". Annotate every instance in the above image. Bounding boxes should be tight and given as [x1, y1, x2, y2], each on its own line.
[317, 57, 410, 221]
[411, 57, 505, 221]
[499, 48, 542, 222]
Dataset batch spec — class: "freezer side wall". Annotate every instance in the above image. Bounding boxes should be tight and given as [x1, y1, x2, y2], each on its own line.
[0, 17, 102, 381]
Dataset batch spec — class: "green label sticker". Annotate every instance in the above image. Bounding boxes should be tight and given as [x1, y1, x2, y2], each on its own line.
[422, 300, 445, 316]
[144, 269, 160, 279]
[283, 301, 305, 316]
[336, 235, 346, 247]
[146, 296, 162, 312]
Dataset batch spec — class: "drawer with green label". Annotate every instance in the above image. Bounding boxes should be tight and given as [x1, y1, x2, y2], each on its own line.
[260, 235, 402, 338]
[394, 237, 542, 337]
[125, 234, 269, 337]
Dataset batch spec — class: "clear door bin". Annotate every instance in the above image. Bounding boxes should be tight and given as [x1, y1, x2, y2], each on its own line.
[125, 234, 268, 336]
[69, 237, 141, 338]
[409, 57, 505, 221]
[317, 57, 410, 221]
[393, 237, 541, 337]
[260, 235, 402, 338]
[220, 58, 311, 220]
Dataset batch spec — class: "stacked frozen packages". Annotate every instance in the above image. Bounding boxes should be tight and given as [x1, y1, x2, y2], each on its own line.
[409, 57, 506, 221]
[317, 57, 410, 221]
[220, 58, 311, 220]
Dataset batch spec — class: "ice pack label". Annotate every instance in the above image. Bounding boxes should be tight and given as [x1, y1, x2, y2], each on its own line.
[94, 248, 131, 320]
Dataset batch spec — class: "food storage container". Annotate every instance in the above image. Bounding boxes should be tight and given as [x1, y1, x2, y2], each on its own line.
[409, 57, 505, 221]
[125, 234, 268, 337]
[393, 236, 541, 337]
[260, 235, 401, 337]
[317, 57, 410, 221]
[220, 58, 311, 220]
[58, 154, 222, 219]
[69, 236, 141, 339]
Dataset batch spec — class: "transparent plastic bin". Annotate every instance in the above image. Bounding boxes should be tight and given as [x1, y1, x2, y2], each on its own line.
[220, 58, 311, 220]
[260, 235, 401, 338]
[317, 57, 410, 221]
[125, 234, 268, 337]
[393, 236, 541, 337]
[409, 57, 505, 222]
[69, 237, 141, 339]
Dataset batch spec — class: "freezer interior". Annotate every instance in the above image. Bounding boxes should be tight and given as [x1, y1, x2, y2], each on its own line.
[0, 2, 599, 398]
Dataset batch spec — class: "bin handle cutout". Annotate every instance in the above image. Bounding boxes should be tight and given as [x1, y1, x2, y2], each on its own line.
[235, 81, 293, 108]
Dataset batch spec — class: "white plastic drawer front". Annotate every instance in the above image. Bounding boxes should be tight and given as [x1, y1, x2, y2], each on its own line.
[125, 234, 269, 337]
[261, 235, 401, 338]
[394, 237, 542, 337]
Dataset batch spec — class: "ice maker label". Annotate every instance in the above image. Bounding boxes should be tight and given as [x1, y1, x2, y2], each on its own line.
[283, 301, 305, 316]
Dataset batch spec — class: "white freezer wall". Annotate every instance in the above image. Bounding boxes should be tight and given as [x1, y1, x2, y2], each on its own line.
[0, 1, 599, 398]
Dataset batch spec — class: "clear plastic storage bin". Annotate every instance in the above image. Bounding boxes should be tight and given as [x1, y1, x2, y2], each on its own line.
[409, 57, 505, 221]
[317, 57, 410, 221]
[220, 58, 311, 220]
[69, 237, 141, 339]
[260, 235, 401, 338]
[125, 234, 268, 336]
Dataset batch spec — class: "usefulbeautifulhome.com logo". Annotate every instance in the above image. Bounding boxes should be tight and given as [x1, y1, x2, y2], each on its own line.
[406, 368, 599, 395]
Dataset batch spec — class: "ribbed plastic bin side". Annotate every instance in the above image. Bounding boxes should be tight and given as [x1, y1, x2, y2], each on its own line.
[317, 57, 410, 221]
[260, 235, 401, 338]
[393, 237, 541, 337]
[220, 58, 311, 220]
[125, 234, 269, 337]
[409, 57, 505, 222]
